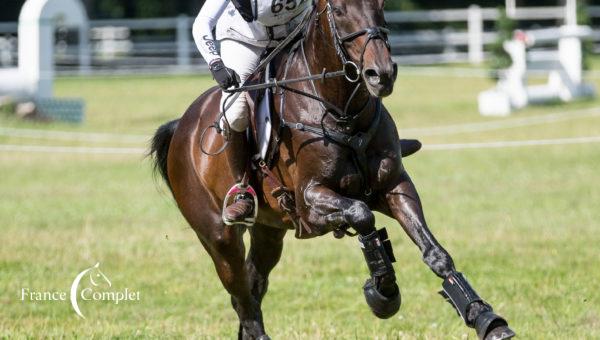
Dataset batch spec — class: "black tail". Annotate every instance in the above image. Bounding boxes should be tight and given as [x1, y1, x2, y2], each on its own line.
[149, 119, 179, 193]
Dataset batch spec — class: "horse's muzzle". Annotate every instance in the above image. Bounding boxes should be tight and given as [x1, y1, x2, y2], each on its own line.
[363, 62, 398, 98]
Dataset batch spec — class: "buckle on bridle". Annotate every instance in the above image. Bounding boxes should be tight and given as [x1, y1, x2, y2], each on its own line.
[343, 61, 361, 83]
[366, 27, 390, 40]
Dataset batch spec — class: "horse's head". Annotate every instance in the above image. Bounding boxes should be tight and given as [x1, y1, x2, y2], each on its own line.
[320, 0, 397, 97]
[88, 262, 112, 289]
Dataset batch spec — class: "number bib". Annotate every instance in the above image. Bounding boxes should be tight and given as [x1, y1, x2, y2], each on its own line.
[253, 0, 311, 27]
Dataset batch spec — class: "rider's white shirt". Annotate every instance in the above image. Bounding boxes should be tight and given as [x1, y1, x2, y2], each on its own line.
[193, 0, 311, 64]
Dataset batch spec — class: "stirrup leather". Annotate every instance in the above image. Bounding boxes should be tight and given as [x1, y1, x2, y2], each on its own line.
[222, 184, 259, 227]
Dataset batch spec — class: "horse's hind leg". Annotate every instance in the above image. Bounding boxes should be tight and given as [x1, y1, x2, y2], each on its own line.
[190, 219, 269, 340]
[228, 224, 286, 340]
[174, 194, 269, 338]
[380, 171, 515, 340]
[231, 224, 287, 339]
[246, 225, 286, 304]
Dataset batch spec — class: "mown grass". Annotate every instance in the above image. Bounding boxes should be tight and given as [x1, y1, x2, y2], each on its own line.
[1, 70, 600, 338]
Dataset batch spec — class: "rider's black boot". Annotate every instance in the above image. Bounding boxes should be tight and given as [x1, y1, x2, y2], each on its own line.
[440, 272, 516, 340]
[359, 228, 401, 319]
[222, 130, 255, 226]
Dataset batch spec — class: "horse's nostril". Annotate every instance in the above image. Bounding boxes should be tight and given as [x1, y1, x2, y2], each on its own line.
[364, 68, 381, 85]
[364, 69, 379, 77]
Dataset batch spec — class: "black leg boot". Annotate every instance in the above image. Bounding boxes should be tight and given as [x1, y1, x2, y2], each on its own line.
[222, 130, 256, 226]
[359, 228, 401, 319]
[440, 272, 516, 340]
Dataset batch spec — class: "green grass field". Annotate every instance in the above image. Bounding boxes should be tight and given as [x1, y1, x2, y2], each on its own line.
[1, 69, 600, 339]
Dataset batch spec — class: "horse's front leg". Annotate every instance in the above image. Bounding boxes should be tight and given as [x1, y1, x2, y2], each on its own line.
[381, 171, 515, 340]
[301, 183, 400, 319]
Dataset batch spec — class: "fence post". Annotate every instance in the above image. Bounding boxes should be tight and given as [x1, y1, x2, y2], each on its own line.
[565, 0, 577, 26]
[468, 5, 484, 64]
[78, 23, 91, 75]
[506, 0, 517, 19]
[176, 15, 191, 69]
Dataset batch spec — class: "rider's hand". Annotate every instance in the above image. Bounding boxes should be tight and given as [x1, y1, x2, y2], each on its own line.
[209, 59, 240, 90]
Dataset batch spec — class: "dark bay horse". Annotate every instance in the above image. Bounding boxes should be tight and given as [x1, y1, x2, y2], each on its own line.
[150, 0, 515, 339]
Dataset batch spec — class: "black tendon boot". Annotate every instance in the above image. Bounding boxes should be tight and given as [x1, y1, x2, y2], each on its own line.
[222, 130, 256, 226]
[440, 272, 516, 340]
[359, 228, 401, 319]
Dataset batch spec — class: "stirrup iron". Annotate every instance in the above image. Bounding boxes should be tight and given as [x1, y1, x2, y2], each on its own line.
[222, 184, 258, 227]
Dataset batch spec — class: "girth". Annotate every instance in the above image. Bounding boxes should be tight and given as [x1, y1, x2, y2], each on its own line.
[281, 100, 382, 198]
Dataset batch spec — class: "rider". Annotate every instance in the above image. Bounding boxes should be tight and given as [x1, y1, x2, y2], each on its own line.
[193, 0, 312, 225]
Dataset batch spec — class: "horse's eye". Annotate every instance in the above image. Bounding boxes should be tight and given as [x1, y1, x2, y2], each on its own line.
[332, 6, 344, 16]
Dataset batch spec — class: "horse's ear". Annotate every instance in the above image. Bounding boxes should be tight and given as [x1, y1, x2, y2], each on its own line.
[379, 0, 386, 8]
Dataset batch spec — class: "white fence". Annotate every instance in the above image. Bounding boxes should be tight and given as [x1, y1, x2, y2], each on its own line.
[0, 6, 599, 73]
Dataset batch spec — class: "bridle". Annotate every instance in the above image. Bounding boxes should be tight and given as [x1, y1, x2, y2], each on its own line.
[322, 0, 391, 83]
[275, 0, 392, 122]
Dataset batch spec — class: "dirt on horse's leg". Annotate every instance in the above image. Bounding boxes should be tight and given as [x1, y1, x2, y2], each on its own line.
[382, 171, 515, 340]
[302, 184, 400, 319]
[195, 224, 268, 340]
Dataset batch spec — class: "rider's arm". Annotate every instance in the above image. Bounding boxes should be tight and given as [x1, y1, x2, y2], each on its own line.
[193, 0, 229, 66]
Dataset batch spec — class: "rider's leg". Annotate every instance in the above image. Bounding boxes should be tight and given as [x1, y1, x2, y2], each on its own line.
[219, 40, 264, 132]
[219, 40, 264, 225]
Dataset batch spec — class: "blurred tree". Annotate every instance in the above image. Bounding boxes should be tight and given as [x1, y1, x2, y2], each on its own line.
[385, 0, 419, 11]
[579, 0, 593, 70]
[489, 7, 517, 78]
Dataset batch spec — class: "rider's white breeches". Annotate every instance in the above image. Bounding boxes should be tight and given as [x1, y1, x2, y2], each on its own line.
[220, 39, 264, 132]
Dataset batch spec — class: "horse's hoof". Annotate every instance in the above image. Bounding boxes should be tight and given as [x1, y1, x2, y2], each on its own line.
[256, 336, 271, 340]
[484, 326, 515, 340]
[475, 311, 515, 340]
[363, 278, 401, 319]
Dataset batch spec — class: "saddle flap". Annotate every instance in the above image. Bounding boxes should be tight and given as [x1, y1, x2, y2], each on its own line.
[247, 65, 274, 160]
[256, 86, 272, 160]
